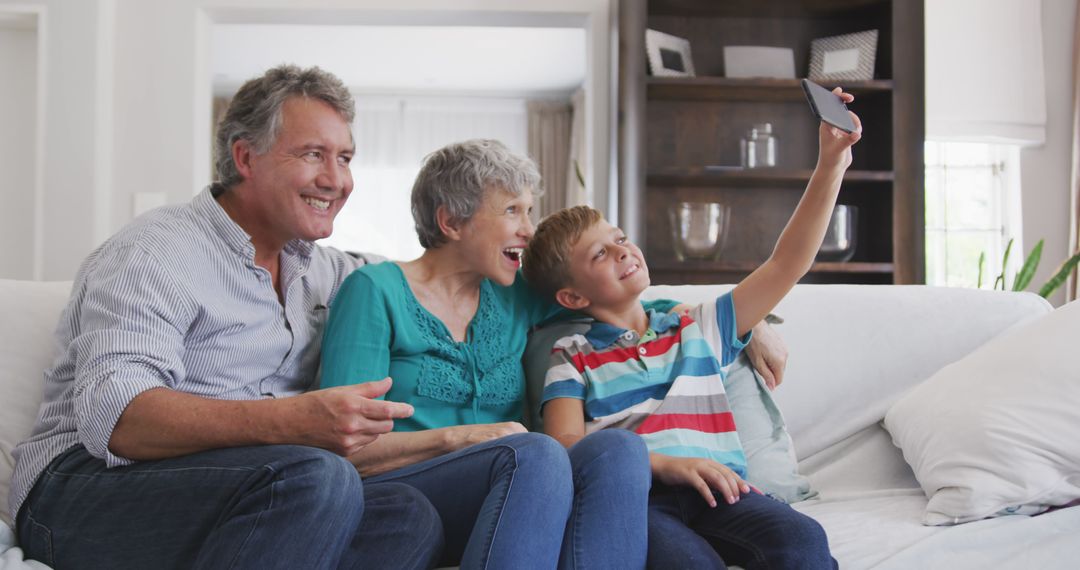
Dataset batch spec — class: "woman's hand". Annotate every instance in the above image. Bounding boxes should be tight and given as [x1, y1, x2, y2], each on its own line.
[445, 422, 527, 451]
[349, 421, 527, 478]
[651, 454, 750, 507]
[745, 321, 789, 390]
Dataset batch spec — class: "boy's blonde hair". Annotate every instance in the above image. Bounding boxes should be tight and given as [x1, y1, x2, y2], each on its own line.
[522, 205, 603, 302]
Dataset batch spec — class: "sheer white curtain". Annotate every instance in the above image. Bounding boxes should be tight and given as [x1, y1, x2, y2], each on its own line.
[320, 95, 528, 260]
[527, 99, 572, 218]
[525, 88, 586, 219]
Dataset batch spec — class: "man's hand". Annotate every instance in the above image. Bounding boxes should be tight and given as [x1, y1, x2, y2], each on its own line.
[746, 321, 789, 390]
[284, 378, 414, 457]
[444, 422, 527, 451]
[109, 380, 411, 462]
[651, 454, 750, 507]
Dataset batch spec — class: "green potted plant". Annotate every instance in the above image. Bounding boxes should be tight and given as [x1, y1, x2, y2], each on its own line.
[977, 238, 1080, 298]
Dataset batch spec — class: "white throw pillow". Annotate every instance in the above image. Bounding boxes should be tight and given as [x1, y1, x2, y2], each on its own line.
[884, 297, 1080, 525]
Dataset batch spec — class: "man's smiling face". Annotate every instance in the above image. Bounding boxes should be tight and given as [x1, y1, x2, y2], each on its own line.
[242, 96, 355, 246]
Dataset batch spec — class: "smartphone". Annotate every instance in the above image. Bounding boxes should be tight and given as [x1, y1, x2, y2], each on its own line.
[801, 78, 856, 133]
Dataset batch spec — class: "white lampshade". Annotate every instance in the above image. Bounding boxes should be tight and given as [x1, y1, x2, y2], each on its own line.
[926, 0, 1047, 146]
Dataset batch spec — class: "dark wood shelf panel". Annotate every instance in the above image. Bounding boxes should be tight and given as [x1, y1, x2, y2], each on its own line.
[647, 167, 894, 187]
[650, 260, 895, 274]
[649, 0, 883, 18]
[647, 77, 894, 102]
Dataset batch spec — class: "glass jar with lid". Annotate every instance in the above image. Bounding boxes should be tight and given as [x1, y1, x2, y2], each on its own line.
[740, 122, 777, 168]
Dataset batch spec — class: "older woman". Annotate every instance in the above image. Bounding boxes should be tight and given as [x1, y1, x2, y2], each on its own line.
[321, 139, 663, 569]
[320, 140, 785, 569]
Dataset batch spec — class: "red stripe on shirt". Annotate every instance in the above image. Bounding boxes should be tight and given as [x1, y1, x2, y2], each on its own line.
[640, 333, 678, 357]
[634, 412, 738, 435]
[556, 316, 691, 372]
[561, 345, 639, 372]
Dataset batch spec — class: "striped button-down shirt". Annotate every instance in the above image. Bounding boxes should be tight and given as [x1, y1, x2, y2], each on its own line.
[9, 185, 367, 521]
[541, 293, 751, 477]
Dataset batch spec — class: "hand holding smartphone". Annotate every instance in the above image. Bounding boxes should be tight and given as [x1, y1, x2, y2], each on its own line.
[801, 79, 857, 133]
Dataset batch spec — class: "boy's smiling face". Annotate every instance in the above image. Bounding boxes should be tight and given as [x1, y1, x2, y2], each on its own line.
[557, 219, 651, 311]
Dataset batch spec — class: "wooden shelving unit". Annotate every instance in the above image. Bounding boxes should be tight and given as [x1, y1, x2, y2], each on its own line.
[618, 0, 925, 286]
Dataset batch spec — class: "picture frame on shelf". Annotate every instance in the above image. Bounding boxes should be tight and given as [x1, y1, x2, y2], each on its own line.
[645, 29, 695, 77]
[808, 29, 878, 82]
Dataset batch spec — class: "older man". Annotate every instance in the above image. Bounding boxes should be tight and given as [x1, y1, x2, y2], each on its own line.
[9, 65, 443, 569]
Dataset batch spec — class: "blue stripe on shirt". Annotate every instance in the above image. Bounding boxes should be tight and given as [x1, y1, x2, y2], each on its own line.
[542, 379, 587, 402]
[585, 382, 672, 418]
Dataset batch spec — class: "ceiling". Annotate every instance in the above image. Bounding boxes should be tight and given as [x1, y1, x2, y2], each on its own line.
[211, 24, 587, 97]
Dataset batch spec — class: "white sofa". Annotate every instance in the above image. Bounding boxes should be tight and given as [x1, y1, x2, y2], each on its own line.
[3, 279, 1079, 569]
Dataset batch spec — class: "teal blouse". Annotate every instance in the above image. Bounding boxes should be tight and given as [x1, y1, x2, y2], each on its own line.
[320, 261, 674, 431]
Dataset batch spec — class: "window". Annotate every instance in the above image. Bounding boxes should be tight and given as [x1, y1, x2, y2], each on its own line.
[319, 95, 528, 261]
[924, 141, 1023, 288]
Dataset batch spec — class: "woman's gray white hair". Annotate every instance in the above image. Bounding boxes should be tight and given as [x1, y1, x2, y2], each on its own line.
[411, 139, 542, 249]
[214, 64, 355, 189]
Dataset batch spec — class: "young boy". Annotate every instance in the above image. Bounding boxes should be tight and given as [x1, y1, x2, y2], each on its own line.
[521, 90, 860, 569]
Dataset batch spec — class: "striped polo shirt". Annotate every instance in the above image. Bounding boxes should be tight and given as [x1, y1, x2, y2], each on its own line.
[541, 293, 750, 476]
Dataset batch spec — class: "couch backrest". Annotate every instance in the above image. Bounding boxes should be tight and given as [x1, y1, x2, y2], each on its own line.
[0, 280, 1052, 524]
[642, 284, 1052, 459]
[0, 280, 72, 526]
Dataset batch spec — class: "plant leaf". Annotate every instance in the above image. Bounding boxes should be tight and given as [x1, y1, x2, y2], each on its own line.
[997, 238, 1014, 291]
[1038, 251, 1080, 298]
[1013, 239, 1044, 291]
[977, 251, 986, 289]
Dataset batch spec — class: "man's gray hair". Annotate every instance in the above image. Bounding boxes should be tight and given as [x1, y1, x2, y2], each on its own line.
[214, 64, 355, 189]
[411, 139, 542, 249]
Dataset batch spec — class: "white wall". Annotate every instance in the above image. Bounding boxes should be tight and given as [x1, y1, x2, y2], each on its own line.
[1021, 0, 1077, 306]
[0, 0, 615, 281]
[0, 24, 37, 279]
[0, 0, 115, 281]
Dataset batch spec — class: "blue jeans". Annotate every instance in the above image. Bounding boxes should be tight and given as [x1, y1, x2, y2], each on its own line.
[16, 445, 443, 569]
[369, 430, 650, 570]
[647, 483, 837, 570]
[562, 430, 649, 569]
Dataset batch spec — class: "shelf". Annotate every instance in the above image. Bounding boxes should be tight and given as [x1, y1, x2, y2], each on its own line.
[647, 77, 894, 102]
[649, 260, 895, 274]
[647, 167, 894, 187]
[649, 0, 884, 18]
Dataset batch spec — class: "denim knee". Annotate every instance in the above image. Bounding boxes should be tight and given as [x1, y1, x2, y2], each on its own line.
[363, 482, 444, 564]
[273, 446, 364, 518]
[372, 482, 442, 535]
[500, 433, 573, 493]
[763, 512, 833, 568]
[571, 430, 650, 484]
[503, 432, 572, 467]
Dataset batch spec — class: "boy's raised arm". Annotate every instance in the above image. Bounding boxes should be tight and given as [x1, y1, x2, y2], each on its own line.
[732, 88, 862, 336]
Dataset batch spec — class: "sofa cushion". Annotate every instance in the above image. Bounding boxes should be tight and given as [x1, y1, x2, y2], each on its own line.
[884, 298, 1080, 525]
[722, 354, 814, 503]
[0, 280, 71, 527]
